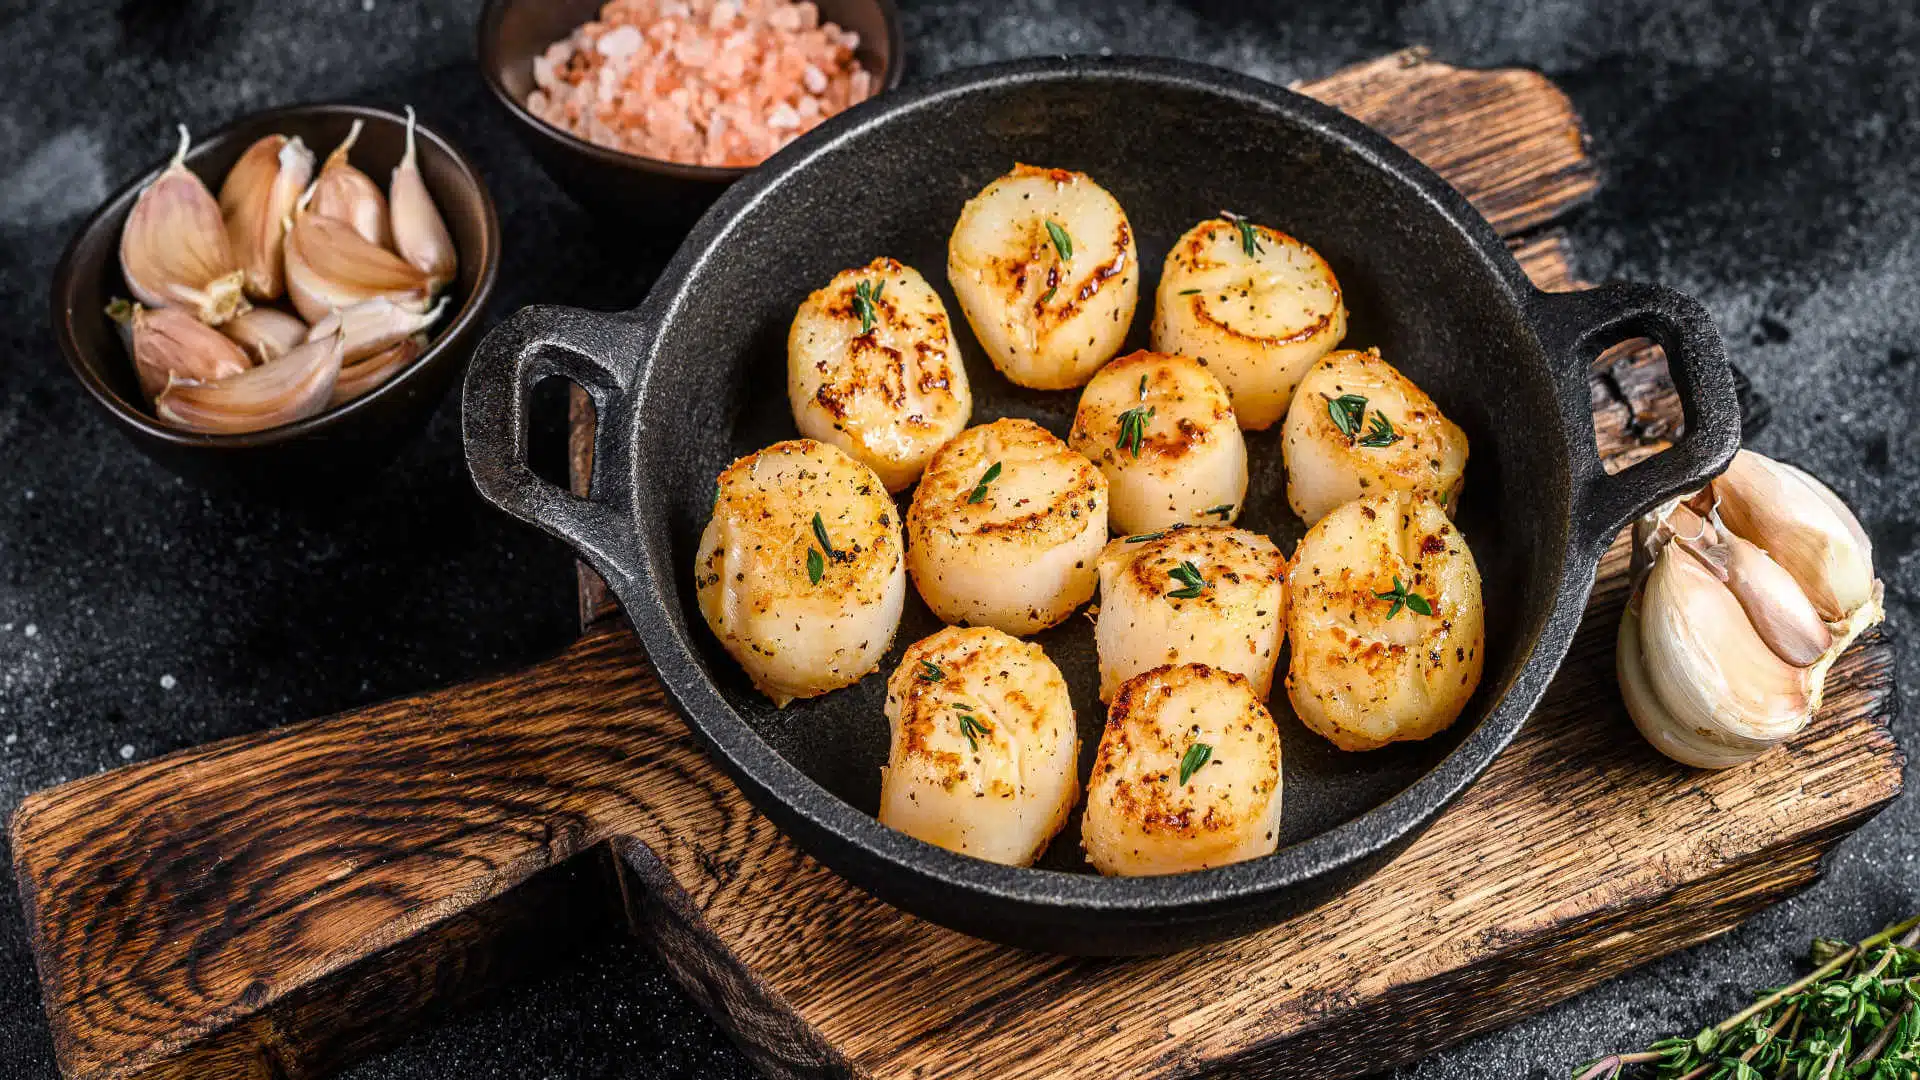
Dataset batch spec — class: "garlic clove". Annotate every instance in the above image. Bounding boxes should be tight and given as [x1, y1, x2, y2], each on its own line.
[1617, 592, 1785, 769]
[108, 298, 251, 401]
[155, 330, 343, 434]
[119, 126, 249, 325]
[219, 134, 314, 301]
[305, 295, 446, 364]
[220, 306, 310, 365]
[1635, 540, 1814, 756]
[388, 107, 457, 290]
[307, 119, 390, 248]
[1631, 495, 1716, 585]
[283, 197, 432, 324]
[330, 333, 423, 406]
[1712, 449, 1875, 622]
[1696, 533, 1833, 667]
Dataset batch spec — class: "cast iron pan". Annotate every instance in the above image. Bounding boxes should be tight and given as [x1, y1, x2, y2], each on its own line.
[463, 56, 1740, 955]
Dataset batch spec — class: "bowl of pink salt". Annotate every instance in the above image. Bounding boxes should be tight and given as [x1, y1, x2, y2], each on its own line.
[479, 0, 904, 227]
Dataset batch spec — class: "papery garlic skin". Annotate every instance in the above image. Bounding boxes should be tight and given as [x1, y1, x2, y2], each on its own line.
[308, 120, 391, 249]
[1713, 450, 1876, 622]
[306, 296, 446, 364]
[119, 126, 249, 325]
[331, 334, 423, 407]
[155, 330, 343, 435]
[110, 299, 251, 401]
[1616, 449, 1884, 769]
[221, 306, 310, 365]
[284, 198, 432, 323]
[389, 107, 457, 290]
[219, 135, 314, 301]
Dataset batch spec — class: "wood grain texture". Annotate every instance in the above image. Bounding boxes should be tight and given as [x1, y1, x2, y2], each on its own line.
[9, 51, 1899, 1080]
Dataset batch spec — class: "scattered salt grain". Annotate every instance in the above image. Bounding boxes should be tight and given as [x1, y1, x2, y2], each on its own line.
[119, 744, 135, 760]
[4, 734, 17, 746]
[160, 674, 177, 690]
[23, 624, 37, 638]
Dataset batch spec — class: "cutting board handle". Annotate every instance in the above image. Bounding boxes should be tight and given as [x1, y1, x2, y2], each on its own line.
[9, 625, 686, 1080]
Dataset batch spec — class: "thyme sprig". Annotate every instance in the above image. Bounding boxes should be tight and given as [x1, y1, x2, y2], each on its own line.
[1167, 560, 1208, 599]
[1574, 916, 1920, 1080]
[851, 279, 885, 335]
[1117, 404, 1155, 458]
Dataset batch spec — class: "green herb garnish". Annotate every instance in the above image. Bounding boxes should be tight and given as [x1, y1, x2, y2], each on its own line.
[852, 279, 885, 335]
[1358, 412, 1401, 448]
[1167, 560, 1208, 600]
[1178, 288, 1202, 295]
[1126, 531, 1166, 544]
[811, 512, 837, 557]
[1040, 284, 1058, 304]
[1178, 742, 1213, 785]
[1045, 219, 1073, 261]
[806, 546, 824, 585]
[1117, 405, 1155, 458]
[918, 660, 944, 682]
[1205, 504, 1234, 520]
[1222, 210, 1263, 257]
[956, 707, 991, 752]
[1328, 393, 1368, 438]
[967, 461, 1002, 504]
[1375, 575, 1433, 619]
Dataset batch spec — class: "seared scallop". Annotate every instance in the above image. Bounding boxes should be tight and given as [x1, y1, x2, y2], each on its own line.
[906, 418, 1108, 635]
[694, 439, 906, 706]
[1287, 491, 1484, 751]
[788, 258, 971, 492]
[1282, 347, 1467, 525]
[947, 164, 1139, 390]
[1069, 350, 1247, 535]
[879, 626, 1079, 865]
[1150, 215, 1347, 430]
[1095, 526, 1287, 702]
[1082, 663, 1283, 876]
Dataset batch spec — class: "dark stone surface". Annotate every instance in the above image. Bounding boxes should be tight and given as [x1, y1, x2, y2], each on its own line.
[0, 0, 1912, 1077]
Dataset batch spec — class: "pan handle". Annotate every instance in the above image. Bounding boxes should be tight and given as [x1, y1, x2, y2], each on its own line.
[462, 304, 650, 595]
[1532, 282, 1742, 557]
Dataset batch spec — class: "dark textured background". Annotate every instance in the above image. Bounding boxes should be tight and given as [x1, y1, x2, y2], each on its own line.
[1, 0, 1915, 1076]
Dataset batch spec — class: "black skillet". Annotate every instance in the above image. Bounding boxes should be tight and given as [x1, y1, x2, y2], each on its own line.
[462, 56, 1740, 955]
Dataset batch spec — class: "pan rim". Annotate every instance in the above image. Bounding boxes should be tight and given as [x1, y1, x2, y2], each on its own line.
[611, 54, 1592, 918]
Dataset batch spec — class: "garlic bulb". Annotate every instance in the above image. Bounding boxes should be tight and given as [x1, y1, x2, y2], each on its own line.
[388, 107, 457, 289]
[155, 330, 344, 434]
[119, 126, 249, 325]
[1617, 449, 1883, 768]
[307, 119, 391, 248]
[283, 191, 432, 323]
[219, 134, 314, 301]
[107, 298, 251, 400]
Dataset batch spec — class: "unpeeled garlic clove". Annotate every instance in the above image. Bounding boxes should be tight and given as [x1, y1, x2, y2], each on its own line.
[330, 333, 424, 406]
[220, 306, 310, 365]
[155, 329, 344, 434]
[305, 295, 446, 364]
[307, 119, 390, 248]
[108, 298, 251, 401]
[219, 134, 314, 301]
[389, 107, 457, 290]
[283, 195, 432, 323]
[1712, 449, 1875, 622]
[119, 126, 249, 325]
[1688, 533, 1833, 667]
[1632, 541, 1814, 765]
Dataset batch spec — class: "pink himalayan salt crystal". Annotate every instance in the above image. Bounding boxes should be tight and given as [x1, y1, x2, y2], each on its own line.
[525, 0, 875, 168]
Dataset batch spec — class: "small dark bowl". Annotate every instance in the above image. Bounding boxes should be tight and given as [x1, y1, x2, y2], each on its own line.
[477, 0, 905, 229]
[51, 104, 501, 493]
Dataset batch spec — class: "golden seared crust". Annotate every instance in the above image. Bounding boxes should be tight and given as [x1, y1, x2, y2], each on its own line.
[1159, 219, 1343, 345]
[1100, 526, 1285, 610]
[947, 164, 1139, 390]
[1083, 662, 1282, 874]
[907, 418, 1107, 552]
[1286, 492, 1484, 751]
[1283, 347, 1468, 523]
[789, 259, 970, 491]
[880, 625, 1079, 865]
[1070, 350, 1236, 473]
[1093, 526, 1287, 701]
[696, 439, 901, 607]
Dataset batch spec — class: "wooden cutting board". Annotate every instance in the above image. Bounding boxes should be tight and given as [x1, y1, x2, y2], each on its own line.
[10, 49, 1903, 1080]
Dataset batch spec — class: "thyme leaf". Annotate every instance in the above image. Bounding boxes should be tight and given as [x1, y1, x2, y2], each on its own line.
[1167, 560, 1208, 600]
[1117, 405, 1155, 458]
[1178, 742, 1213, 785]
[1045, 219, 1073, 261]
[967, 461, 1002, 504]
